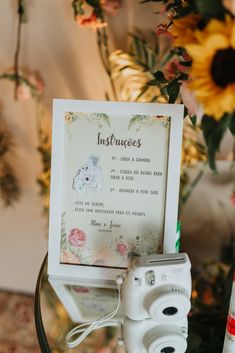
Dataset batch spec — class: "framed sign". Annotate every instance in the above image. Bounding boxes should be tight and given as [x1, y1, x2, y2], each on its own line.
[48, 100, 183, 287]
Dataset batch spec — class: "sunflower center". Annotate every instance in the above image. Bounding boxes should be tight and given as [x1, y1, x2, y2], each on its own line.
[211, 47, 235, 87]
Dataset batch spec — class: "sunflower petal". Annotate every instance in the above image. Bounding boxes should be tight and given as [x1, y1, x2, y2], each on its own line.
[205, 34, 229, 51]
[231, 23, 235, 48]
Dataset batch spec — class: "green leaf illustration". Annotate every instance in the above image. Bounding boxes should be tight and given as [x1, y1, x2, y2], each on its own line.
[128, 114, 149, 130]
[91, 113, 110, 127]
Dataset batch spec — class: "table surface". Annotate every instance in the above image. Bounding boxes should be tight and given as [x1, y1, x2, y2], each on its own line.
[35, 255, 228, 353]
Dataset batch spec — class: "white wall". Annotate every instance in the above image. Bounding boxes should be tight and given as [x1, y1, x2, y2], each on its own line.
[0, 1, 233, 293]
[181, 161, 235, 269]
[0, 0, 161, 293]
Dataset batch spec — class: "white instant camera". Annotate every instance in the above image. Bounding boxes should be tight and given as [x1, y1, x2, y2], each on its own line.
[122, 253, 191, 322]
[123, 317, 188, 353]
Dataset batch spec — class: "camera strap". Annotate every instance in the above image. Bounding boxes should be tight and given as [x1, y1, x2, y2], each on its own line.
[65, 276, 123, 349]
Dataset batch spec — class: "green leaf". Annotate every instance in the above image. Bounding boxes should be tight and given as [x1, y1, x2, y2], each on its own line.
[229, 112, 235, 136]
[184, 105, 188, 118]
[150, 95, 158, 102]
[166, 79, 180, 103]
[18, 0, 27, 23]
[190, 115, 197, 127]
[159, 50, 175, 68]
[201, 114, 231, 171]
[153, 71, 168, 83]
[175, 2, 197, 18]
[147, 79, 158, 86]
[135, 85, 149, 101]
[196, 0, 226, 20]
[179, 60, 192, 67]
[72, 0, 84, 17]
[86, 0, 100, 7]
[128, 33, 157, 72]
[178, 72, 188, 81]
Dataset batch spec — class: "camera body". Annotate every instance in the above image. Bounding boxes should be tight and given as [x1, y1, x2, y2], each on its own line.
[122, 253, 191, 322]
[123, 317, 188, 353]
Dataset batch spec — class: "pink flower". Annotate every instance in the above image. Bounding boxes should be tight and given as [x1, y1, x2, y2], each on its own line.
[182, 51, 191, 62]
[16, 83, 32, 100]
[68, 228, 86, 247]
[27, 72, 44, 94]
[156, 23, 173, 39]
[100, 0, 122, 15]
[14, 70, 44, 100]
[117, 242, 128, 255]
[180, 81, 203, 119]
[164, 58, 188, 80]
[76, 12, 107, 31]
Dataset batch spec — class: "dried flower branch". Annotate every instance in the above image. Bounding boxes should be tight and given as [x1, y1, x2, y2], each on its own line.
[0, 119, 20, 206]
[0, 161, 20, 206]
[14, 0, 27, 100]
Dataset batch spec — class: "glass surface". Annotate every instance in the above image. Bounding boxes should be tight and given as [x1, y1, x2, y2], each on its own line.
[35, 256, 122, 353]
[35, 255, 228, 353]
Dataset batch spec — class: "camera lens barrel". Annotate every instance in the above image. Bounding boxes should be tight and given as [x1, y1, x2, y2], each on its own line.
[162, 307, 178, 316]
[146, 291, 191, 322]
[161, 347, 175, 353]
[146, 333, 187, 353]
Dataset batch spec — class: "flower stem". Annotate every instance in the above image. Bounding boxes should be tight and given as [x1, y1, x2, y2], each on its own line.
[97, 26, 118, 101]
[14, 0, 26, 100]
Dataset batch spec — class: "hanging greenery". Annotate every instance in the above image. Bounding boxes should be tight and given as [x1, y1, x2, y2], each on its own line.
[0, 0, 45, 207]
[0, 119, 20, 206]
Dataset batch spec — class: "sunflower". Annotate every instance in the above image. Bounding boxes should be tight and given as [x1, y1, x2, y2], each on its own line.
[185, 16, 235, 119]
[169, 13, 200, 47]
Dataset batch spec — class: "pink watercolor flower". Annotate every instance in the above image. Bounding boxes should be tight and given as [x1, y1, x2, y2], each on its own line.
[117, 242, 128, 256]
[68, 228, 86, 247]
[73, 286, 90, 293]
[100, 0, 122, 15]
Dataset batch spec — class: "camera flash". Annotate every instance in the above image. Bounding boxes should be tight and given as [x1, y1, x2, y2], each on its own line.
[146, 270, 155, 286]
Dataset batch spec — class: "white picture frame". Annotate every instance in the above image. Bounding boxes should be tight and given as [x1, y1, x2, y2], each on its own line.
[48, 99, 184, 288]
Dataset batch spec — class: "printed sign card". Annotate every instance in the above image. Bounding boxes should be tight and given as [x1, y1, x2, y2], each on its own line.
[48, 100, 183, 285]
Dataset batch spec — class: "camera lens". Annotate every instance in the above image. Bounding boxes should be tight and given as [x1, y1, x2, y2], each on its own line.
[162, 306, 178, 316]
[160, 347, 175, 353]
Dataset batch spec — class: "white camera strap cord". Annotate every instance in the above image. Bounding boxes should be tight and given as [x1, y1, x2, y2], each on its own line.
[65, 277, 123, 349]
